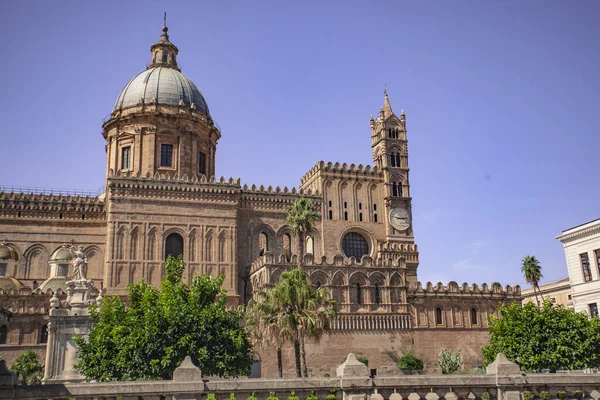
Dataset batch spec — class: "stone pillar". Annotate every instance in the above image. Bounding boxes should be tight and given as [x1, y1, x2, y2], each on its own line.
[171, 356, 204, 400]
[486, 353, 525, 400]
[337, 353, 372, 400]
[43, 279, 99, 383]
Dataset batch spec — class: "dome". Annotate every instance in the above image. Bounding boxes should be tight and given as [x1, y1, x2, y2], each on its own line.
[51, 247, 72, 261]
[114, 67, 210, 115]
[0, 245, 18, 261]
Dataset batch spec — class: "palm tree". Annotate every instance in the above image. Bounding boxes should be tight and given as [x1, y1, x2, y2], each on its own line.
[245, 289, 289, 378]
[285, 197, 319, 268]
[271, 268, 337, 377]
[521, 255, 544, 307]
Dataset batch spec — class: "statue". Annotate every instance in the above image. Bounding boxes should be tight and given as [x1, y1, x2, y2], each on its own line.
[68, 245, 88, 281]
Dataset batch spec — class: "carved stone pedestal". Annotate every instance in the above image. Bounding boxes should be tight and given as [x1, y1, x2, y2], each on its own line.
[43, 279, 101, 383]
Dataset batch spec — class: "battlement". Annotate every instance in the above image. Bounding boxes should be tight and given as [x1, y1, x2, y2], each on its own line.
[300, 161, 383, 186]
[108, 168, 241, 186]
[241, 183, 319, 196]
[409, 281, 521, 297]
[240, 184, 321, 211]
[0, 191, 105, 220]
[250, 252, 409, 275]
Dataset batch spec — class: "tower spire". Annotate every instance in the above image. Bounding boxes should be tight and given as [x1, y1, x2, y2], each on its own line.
[383, 88, 392, 118]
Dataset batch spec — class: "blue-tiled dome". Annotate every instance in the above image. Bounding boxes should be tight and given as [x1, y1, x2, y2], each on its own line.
[114, 67, 210, 115]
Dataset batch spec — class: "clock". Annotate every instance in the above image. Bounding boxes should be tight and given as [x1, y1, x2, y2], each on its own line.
[389, 207, 411, 231]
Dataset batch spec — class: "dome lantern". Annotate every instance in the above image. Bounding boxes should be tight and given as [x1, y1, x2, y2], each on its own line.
[149, 16, 180, 71]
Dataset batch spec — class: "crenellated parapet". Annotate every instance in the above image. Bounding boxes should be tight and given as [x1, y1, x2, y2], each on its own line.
[0, 191, 105, 220]
[240, 183, 321, 211]
[107, 169, 241, 203]
[409, 280, 521, 299]
[300, 161, 383, 188]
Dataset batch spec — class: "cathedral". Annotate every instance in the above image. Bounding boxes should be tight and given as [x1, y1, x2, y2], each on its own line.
[0, 24, 521, 376]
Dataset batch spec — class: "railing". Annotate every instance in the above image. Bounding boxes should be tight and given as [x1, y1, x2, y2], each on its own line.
[1, 353, 599, 400]
[0, 184, 105, 197]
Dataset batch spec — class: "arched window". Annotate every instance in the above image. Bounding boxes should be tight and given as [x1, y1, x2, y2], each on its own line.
[398, 182, 403, 197]
[374, 283, 381, 305]
[435, 307, 443, 325]
[40, 324, 48, 344]
[218, 236, 226, 262]
[306, 236, 314, 255]
[470, 307, 478, 325]
[356, 283, 362, 305]
[165, 233, 183, 260]
[328, 210, 333, 220]
[390, 153, 396, 167]
[395, 153, 401, 166]
[342, 232, 369, 260]
[392, 183, 398, 197]
[316, 280, 322, 289]
[57, 264, 69, 277]
[283, 234, 291, 261]
[259, 232, 268, 256]
[0, 326, 7, 344]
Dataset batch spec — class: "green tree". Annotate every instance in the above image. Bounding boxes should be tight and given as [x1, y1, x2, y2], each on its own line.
[482, 301, 600, 372]
[437, 349, 463, 374]
[75, 255, 253, 381]
[397, 352, 424, 374]
[246, 289, 290, 378]
[10, 350, 44, 385]
[521, 255, 544, 307]
[285, 197, 319, 268]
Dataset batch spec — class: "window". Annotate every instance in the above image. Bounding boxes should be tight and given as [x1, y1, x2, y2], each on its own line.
[359, 213, 363, 222]
[342, 232, 369, 260]
[359, 203, 362, 210]
[374, 214, 378, 223]
[344, 211, 348, 221]
[398, 182, 403, 197]
[198, 152, 206, 174]
[162, 51, 168, 63]
[40, 324, 48, 344]
[328, 201, 332, 207]
[165, 233, 184, 260]
[568, 294, 572, 300]
[589, 303, 599, 318]
[392, 183, 398, 197]
[344, 202, 347, 208]
[328, 210, 333, 220]
[259, 232, 268, 256]
[58, 264, 68, 277]
[390, 153, 396, 167]
[356, 283, 362, 305]
[374, 283, 381, 304]
[306, 236, 314, 255]
[373, 204, 377, 211]
[160, 144, 173, 167]
[581, 253, 592, 282]
[470, 307, 478, 325]
[0, 326, 6, 344]
[0, 263, 6, 276]
[121, 146, 131, 170]
[550, 297, 556, 304]
[283, 234, 291, 261]
[596, 249, 600, 275]
[435, 307, 443, 325]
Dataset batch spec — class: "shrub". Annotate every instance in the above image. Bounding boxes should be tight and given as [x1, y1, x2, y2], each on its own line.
[307, 390, 319, 400]
[207, 395, 217, 400]
[557, 391, 567, 400]
[397, 352, 424, 374]
[437, 349, 463, 374]
[288, 392, 300, 400]
[573, 391, 584, 399]
[267, 392, 280, 400]
[325, 390, 337, 400]
[539, 392, 550, 400]
[356, 356, 369, 366]
[480, 393, 490, 400]
[523, 391, 534, 400]
[247, 393, 257, 400]
[229, 394, 236, 400]
[10, 350, 44, 385]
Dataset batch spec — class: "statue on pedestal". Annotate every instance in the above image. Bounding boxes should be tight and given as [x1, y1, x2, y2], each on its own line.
[68, 245, 87, 282]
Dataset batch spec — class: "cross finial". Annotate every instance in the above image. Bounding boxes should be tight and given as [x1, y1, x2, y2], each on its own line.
[164, 12, 167, 27]
[384, 84, 387, 95]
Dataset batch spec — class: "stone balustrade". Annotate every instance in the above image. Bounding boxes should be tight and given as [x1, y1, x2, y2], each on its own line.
[1, 354, 599, 400]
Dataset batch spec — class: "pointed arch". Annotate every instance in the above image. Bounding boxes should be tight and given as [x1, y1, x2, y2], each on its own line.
[130, 227, 140, 260]
[309, 270, 329, 287]
[269, 269, 282, 285]
[147, 227, 158, 260]
[84, 245, 103, 280]
[23, 244, 49, 280]
[188, 229, 197, 262]
[116, 226, 127, 260]
[205, 229, 214, 262]
[218, 230, 228, 262]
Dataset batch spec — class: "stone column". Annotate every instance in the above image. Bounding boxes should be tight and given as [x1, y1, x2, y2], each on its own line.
[486, 353, 525, 400]
[337, 353, 372, 400]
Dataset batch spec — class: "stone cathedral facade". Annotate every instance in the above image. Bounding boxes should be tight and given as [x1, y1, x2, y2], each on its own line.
[0, 24, 520, 375]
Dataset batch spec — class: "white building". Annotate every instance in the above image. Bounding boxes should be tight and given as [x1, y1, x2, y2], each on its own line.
[556, 218, 600, 317]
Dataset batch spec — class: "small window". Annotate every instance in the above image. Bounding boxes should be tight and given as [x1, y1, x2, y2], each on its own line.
[344, 211, 348, 221]
[328, 210, 333, 220]
[550, 297, 556, 304]
[374, 214, 378, 223]
[373, 204, 377, 211]
[581, 253, 592, 282]
[306, 236, 314, 255]
[390, 154, 396, 167]
[344, 202, 347, 208]
[57, 264, 68, 277]
[374, 283, 381, 304]
[198, 152, 206, 175]
[121, 146, 131, 170]
[356, 283, 362, 305]
[160, 144, 173, 167]
[470, 307, 478, 325]
[0, 263, 6, 276]
[589, 303, 599, 318]
[359, 203, 362, 210]
[435, 307, 443, 325]
[40, 325, 48, 344]
[0, 326, 6, 344]
[328, 201, 332, 207]
[316, 281, 322, 289]
[162, 51, 168, 63]
[398, 182, 403, 197]
[568, 294, 572, 300]
[359, 213, 363, 222]
[392, 183, 398, 197]
[259, 232, 268, 256]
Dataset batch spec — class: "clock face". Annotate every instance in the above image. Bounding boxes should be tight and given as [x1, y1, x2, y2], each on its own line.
[389, 207, 411, 231]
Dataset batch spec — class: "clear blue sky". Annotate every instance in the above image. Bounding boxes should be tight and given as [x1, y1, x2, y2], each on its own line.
[2, 1, 599, 288]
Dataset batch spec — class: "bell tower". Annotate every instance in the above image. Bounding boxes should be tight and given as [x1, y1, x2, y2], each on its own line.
[371, 90, 413, 241]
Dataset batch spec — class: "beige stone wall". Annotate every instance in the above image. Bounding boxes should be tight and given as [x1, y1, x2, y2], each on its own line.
[259, 328, 492, 378]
